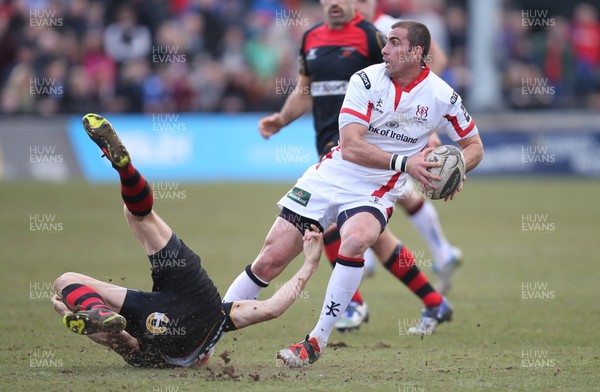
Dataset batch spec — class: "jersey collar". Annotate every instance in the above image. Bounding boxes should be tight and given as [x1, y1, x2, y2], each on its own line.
[391, 65, 431, 93]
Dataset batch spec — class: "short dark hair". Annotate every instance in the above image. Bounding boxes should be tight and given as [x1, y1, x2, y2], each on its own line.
[390, 20, 431, 65]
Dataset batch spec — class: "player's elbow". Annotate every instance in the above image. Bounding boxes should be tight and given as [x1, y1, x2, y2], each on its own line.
[265, 303, 285, 320]
[465, 139, 484, 171]
[340, 139, 359, 163]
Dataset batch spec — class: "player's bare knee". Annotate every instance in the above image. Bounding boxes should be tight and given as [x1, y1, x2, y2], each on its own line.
[54, 272, 79, 293]
[123, 205, 137, 221]
[341, 231, 378, 256]
[250, 256, 275, 282]
[253, 245, 291, 281]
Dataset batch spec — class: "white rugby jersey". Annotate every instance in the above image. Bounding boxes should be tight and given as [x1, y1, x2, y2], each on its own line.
[373, 13, 396, 35]
[312, 63, 478, 199]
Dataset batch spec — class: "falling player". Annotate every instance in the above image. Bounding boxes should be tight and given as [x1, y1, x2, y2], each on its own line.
[51, 114, 324, 367]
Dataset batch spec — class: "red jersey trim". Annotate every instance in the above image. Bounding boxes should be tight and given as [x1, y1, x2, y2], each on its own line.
[371, 172, 402, 198]
[304, 14, 370, 58]
[340, 102, 373, 123]
[443, 115, 476, 138]
[391, 79, 402, 110]
[389, 66, 430, 110]
[404, 65, 430, 93]
[316, 145, 340, 169]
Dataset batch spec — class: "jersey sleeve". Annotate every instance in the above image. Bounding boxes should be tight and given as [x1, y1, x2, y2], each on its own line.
[339, 72, 373, 129]
[440, 92, 478, 142]
[367, 28, 386, 64]
[299, 31, 309, 77]
[222, 302, 238, 332]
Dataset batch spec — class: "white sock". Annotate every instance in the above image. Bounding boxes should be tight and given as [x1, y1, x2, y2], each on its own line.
[363, 247, 377, 275]
[409, 200, 453, 268]
[222, 266, 268, 302]
[310, 264, 363, 350]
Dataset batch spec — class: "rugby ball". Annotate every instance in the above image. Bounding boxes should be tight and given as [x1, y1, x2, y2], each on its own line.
[423, 145, 466, 200]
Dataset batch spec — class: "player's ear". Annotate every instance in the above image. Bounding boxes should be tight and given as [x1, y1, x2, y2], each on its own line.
[376, 31, 386, 50]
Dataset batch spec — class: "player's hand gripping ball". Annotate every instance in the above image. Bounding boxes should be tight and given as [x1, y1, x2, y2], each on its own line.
[423, 145, 466, 200]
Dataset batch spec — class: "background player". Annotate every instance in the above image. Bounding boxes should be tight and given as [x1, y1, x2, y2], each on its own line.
[257, 0, 459, 332]
[51, 114, 324, 368]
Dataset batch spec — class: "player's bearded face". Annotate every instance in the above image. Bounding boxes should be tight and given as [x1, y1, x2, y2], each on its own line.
[382, 28, 422, 78]
[321, 0, 356, 25]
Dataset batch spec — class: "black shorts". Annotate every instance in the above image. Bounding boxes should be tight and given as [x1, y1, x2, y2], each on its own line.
[317, 131, 340, 160]
[119, 233, 235, 367]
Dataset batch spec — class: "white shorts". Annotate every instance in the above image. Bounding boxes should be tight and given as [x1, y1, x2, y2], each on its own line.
[277, 168, 397, 231]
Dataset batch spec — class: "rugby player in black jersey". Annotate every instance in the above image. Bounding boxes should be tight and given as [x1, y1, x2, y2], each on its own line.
[50, 114, 323, 368]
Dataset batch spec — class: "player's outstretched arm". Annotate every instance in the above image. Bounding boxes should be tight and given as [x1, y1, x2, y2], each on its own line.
[228, 225, 322, 329]
[258, 75, 312, 139]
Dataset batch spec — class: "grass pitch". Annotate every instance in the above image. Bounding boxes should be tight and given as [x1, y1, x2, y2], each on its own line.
[1, 178, 599, 391]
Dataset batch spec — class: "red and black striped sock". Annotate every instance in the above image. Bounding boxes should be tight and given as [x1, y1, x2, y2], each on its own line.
[384, 244, 442, 308]
[323, 229, 364, 305]
[115, 163, 153, 216]
[61, 283, 109, 311]
[323, 229, 341, 263]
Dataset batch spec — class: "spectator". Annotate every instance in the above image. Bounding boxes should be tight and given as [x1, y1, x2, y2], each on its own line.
[1, 0, 599, 114]
[103, 4, 152, 63]
[570, 2, 600, 104]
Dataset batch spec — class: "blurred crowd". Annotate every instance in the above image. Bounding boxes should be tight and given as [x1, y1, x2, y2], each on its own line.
[501, 2, 600, 109]
[0, 0, 598, 115]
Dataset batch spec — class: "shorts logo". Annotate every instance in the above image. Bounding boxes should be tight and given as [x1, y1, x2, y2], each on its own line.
[286, 187, 311, 207]
[450, 91, 458, 104]
[357, 71, 371, 90]
[146, 312, 169, 334]
[369, 196, 382, 206]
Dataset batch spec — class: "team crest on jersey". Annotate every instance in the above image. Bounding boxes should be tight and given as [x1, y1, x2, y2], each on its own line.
[339, 46, 356, 58]
[414, 105, 429, 123]
[306, 48, 317, 61]
[146, 312, 169, 334]
[371, 98, 383, 114]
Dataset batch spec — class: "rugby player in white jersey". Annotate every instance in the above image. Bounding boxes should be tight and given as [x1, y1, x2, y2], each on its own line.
[227, 20, 483, 367]
[256, 0, 455, 335]
[355, 0, 463, 296]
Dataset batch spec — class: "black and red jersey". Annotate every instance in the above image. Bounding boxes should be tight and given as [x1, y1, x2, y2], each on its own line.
[299, 14, 385, 156]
